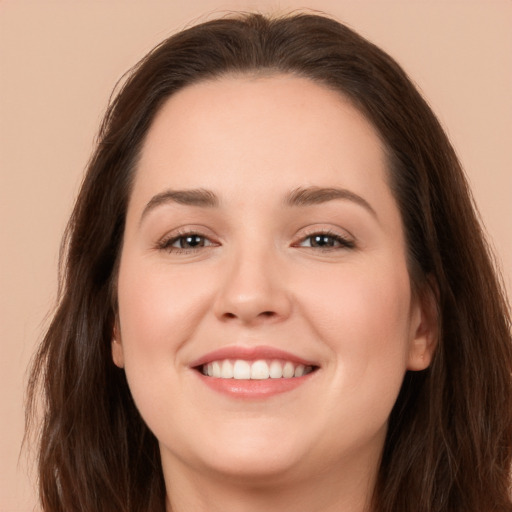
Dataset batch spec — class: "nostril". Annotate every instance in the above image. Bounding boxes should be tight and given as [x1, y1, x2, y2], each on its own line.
[222, 311, 276, 320]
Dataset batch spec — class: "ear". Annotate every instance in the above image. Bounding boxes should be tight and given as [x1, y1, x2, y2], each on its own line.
[111, 318, 125, 368]
[407, 279, 439, 371]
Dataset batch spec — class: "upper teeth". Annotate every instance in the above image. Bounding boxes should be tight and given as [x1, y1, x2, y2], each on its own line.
[202, 359, 313, 379]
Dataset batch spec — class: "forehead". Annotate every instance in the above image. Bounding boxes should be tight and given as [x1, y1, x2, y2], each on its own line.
[127, 74, 397, 224]
[140, 75, 383, 179]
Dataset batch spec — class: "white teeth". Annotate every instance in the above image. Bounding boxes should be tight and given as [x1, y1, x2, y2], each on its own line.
[269, 360, 283, 378]
[201, 359, 315, 380]
[221, 360, 234, 378]
[251, 360, 270, 380]
[212, 361, 221, 378]
[233, 360, 251, 380]
[282, 361, 295, 378]
[294, 364, 305, 377]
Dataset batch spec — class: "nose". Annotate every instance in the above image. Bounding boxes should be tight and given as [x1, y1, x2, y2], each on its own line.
[213, 247, 292, 325]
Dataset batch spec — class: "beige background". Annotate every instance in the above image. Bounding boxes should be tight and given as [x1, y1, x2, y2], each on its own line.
[1, 1, 510, 510]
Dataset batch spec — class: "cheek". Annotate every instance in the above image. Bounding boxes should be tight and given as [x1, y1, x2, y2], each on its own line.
[115, 257, 213, 387]
[298, 259, 412, 391]
[118, 258, 210, 342]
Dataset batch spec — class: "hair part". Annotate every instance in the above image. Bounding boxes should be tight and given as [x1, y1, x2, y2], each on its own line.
[26, 12, 512, 512]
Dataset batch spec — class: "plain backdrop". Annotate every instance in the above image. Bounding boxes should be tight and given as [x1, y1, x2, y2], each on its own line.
[1, 1, 511, 510]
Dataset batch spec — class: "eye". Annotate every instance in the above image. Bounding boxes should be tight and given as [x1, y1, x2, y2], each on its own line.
[173, 234, 208, 249]
[157, 232, 217, 253]
[298, 232, 355, 250]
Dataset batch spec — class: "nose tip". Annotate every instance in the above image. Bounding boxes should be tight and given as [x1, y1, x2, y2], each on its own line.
[213, 254, 291, 325]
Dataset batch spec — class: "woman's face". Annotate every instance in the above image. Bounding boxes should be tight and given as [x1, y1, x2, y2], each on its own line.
[114, 75, 435, 486]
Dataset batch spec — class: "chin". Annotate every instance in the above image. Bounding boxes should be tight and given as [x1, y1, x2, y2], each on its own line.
[169, 424, 312, 485]
[198, 450, 307, 487]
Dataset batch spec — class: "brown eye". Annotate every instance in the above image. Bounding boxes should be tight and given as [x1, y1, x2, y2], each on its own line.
[310, 234, 337, 247]
[176, 234, 206, 249]
[158, 232, 216, 253]
[299, 233, 355, 250]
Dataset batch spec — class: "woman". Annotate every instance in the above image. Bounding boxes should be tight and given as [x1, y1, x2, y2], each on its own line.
[26, 12, 512, 512]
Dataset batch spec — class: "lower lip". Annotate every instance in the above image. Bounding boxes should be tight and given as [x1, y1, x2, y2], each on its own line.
[195, 371, 316, 398]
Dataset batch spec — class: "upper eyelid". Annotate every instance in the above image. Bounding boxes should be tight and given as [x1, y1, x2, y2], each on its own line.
[158, 225, 218, 241]
[295, 233, 355, 248]
[294, 225, 355, 241]
[161, 231, 216, 245]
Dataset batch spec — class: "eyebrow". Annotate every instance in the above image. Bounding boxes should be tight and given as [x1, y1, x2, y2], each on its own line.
[140, 185, 377, 223]
[285, 186, 377, 218]
[140, 188, 219, 223]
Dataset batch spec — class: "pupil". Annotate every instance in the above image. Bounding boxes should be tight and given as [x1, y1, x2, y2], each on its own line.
[313, 235, 333, 247]
[182, 235, 203, 248]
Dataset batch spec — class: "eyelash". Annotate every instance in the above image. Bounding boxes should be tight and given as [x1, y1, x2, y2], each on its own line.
[295, 230, 356, 251]
[156, 229, 355, 254]
[156, 230, 217, 254]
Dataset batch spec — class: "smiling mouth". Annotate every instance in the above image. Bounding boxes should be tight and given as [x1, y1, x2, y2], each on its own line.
[197, 359, 318, 380]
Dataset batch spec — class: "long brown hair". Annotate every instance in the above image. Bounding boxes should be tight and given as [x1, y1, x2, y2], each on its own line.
[26, 12, 512, 511]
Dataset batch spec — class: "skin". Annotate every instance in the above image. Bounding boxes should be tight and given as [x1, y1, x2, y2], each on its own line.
[112, 75, 436, 512]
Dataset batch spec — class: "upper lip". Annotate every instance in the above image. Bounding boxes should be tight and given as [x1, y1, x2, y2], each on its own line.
[189, 345, 319, 368]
